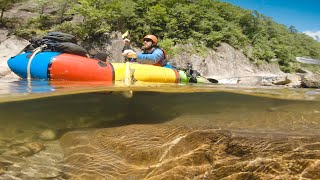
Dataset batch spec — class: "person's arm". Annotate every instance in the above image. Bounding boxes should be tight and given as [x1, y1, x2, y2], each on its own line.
[137, 48, 163, 64]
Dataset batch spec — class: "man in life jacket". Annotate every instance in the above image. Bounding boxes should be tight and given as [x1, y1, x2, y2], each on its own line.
[137, 35, 172, 68]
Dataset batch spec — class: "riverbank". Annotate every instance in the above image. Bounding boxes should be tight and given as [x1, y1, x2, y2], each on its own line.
[0, 28, 319, 88]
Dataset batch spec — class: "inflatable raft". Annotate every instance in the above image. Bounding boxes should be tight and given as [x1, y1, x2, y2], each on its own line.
[8, 52, 197, 83]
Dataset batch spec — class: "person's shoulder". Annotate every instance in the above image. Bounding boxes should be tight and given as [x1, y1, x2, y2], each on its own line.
[154, 48, 163, 53]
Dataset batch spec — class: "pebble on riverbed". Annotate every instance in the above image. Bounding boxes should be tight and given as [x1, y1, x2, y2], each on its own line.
[38, 129, 57, 141]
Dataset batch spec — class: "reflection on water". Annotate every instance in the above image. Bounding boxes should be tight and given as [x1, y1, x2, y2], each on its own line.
[0, 79, 319, 178]
[0, 79, 54, 94]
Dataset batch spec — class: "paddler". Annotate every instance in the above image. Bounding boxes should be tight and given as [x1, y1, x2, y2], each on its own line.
[136, 35, 172, 68]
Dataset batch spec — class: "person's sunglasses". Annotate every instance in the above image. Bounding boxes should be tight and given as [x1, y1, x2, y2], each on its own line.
[143, 38, 153, 43]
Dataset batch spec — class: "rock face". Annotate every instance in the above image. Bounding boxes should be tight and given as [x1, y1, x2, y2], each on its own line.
[168, 43, 305, 86]
[171, 43, 285, 79]
[0, 29, 30, 80]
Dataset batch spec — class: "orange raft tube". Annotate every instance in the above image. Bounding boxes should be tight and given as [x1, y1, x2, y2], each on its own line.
[49, 53, 115, 81]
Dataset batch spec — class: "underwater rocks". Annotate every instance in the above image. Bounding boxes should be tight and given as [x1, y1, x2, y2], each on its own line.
[0, 140, 63, 179]
[2, 142, 45, 157]
[60, 124, 320, 179]
[38, 129, 58, 141]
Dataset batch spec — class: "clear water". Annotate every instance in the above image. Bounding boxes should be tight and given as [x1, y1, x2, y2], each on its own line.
[0, 79, 320, 178]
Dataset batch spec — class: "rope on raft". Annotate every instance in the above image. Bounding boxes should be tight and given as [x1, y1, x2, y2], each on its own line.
[27, 44, 47, 80]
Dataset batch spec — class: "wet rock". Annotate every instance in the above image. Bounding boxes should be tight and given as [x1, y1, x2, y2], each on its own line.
[237, 76, 262, 86]
[0, 156, 19, 175]
[39, 129, 57, 141]
[0, 160, 12, 175]
[301, 73, 320, 88]
[287, 160, 310, 175]
[0, 160, 13, 168]
[225, 142, 251, 157]
[0, 148, 7, 155]
[3, 142, 45, 157]
[0, 154, 25, 164]
[303, 143, 320, 150]
[285, 152, 320, 160]
[260, 81, 274, 86]
[302, 161, 320, 179]
[10, 140, 26, 147]
[272, 76, 291, 85]
[244, 158, 284, 174]
[17, 166, 62, 179]
[1, 141, 63, 178]
[24, 142, 45, 154]
[0, 168, 4, 175]
[286, 74, 302, 87]
[3, 146, 32, 157]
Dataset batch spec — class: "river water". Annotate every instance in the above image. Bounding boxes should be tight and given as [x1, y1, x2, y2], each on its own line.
[0, 79, 320, 179]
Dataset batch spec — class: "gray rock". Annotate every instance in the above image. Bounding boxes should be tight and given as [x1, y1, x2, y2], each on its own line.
[0, 29, 9, 42]
[272, 76, 291, 85]
[39, 129, 57, 141]
[2, 142, 45, 158]
[3, 146, 32, 157]
[301, 73, 320, 88]
[0, 34, 30, 79]
[286, 74, 302, 87]
[171, 43, 285, 80]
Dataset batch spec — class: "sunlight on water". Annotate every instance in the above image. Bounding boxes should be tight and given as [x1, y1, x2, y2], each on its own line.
[0, 79, 319, 178]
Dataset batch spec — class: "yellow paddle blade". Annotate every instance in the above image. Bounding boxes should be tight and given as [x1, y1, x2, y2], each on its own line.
[122, 31, 129, 39]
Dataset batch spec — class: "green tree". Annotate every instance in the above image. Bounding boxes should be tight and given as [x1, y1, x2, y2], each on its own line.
[288, 25, 298, 33]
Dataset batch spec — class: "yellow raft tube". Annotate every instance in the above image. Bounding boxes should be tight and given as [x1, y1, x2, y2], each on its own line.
[111, 63, 180, 83]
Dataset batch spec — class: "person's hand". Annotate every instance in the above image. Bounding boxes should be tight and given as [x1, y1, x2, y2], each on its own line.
[127, 52, 137, 62]
[122, 49, 135, 56]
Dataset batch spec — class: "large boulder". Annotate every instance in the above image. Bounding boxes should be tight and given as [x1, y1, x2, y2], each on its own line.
[301, 73, 320, 88]
[0, 34, 30, 79]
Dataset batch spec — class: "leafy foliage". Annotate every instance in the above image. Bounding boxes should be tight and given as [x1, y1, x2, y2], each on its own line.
[7, 0, 320, 72]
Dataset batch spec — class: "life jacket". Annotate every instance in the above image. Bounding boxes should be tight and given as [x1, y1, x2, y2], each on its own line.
[150, 47, 168, 67]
